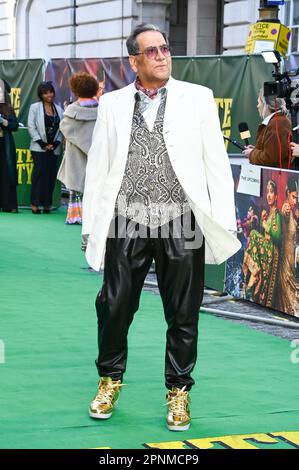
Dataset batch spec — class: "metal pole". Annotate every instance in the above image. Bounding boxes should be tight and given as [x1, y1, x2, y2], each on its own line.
[142, 280, 299, 329]
[202, 307, 299, 329]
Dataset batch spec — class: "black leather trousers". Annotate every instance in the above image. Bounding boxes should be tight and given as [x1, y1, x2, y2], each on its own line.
[95, 212, 205, 391]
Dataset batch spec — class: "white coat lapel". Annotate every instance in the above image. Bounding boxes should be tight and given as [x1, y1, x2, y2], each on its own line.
[164, 77, 184, 135]
[163, 77, 185, 164]
[114, 83, 136, 165]
[38, 101, 46, 142]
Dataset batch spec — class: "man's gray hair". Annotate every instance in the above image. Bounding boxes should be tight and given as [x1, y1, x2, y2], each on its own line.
[126, 23, 169, 55]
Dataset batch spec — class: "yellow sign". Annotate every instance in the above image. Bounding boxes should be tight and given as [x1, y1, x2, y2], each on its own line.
[16, 148, 33, 185]
[145, 431, 299, 450]
[10, 88, 22, 117]
[92, 431, 299, 449]
[245, 22, 291, 57]
[215, 97, 233, 150]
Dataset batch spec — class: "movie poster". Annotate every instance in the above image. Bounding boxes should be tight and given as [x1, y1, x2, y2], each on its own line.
[45, 58, 135, 108]
[226, 164, 299, 317]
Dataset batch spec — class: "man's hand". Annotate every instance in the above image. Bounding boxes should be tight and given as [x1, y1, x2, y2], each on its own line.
[242, 145, 255, 158]
[81, 234, 89, 252]
[0, 116, 8, 126]
[228, 229, 237, 238]
[290, 142, 299, 157]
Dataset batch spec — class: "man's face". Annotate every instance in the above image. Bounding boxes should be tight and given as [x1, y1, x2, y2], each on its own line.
[129, 31, 172, 85]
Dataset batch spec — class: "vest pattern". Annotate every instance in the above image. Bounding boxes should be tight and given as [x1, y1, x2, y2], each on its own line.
[115, 90, 190, 228]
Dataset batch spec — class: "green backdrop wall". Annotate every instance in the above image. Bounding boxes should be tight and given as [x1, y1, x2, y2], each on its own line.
[172, 55, 273, 154]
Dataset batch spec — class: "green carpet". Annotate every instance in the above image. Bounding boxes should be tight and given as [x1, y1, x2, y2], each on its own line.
[1, 208, 299, 449]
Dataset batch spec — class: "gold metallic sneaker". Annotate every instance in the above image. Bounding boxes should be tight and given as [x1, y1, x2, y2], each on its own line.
[165, 386, 191, 431]
[89, 377, 124, 419]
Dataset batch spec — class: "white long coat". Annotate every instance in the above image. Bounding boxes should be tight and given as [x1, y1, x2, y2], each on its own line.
[82, 77, 241, 271]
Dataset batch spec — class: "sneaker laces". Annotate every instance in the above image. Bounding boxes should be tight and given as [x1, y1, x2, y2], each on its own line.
[94, 380, 125, 406]
[165, 386, 189, 417]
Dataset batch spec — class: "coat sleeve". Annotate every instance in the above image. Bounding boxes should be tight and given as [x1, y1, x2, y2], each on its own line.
[60, 117, 88, 154]
[27, 104, 42, 142]
[55, 106, 64, 143]
[200, 88, 237, 232]
[249, 118, 290, 167]
[5, 112, 19, 132]
[59, 117, 71, 141]
[82, 97, 110, 236]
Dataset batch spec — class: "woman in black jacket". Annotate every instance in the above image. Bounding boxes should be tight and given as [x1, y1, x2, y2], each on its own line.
[0, 79, 19, 213]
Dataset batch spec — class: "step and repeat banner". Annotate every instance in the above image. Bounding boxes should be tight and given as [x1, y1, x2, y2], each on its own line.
[0, 59, 44, 124]
[45, 58, 135, 104]
[172, 55, 273, 154]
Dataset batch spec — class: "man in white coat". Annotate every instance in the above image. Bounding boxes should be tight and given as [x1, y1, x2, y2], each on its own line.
[83, 24, 241, 432]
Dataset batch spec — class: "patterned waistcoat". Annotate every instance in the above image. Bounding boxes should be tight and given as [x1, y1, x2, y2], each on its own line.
[115, 89, 190, 228]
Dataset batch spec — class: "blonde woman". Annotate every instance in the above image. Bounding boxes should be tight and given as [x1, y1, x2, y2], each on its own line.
[243, 89, 291, 168]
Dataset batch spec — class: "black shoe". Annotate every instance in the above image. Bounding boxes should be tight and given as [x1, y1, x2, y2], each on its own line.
[43, 209, 51, 214]
[3, 208, 18, 213]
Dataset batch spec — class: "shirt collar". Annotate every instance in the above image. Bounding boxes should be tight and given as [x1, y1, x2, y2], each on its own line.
[134, 77, 168, 100]
[262, 111, 280, 126]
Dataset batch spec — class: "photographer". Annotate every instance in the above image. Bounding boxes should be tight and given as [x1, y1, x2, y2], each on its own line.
[243, 88, 291, 168]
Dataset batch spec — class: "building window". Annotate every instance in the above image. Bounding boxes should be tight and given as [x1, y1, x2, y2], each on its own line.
[283, 0, 299, 53]
[169, 0, 188, 55]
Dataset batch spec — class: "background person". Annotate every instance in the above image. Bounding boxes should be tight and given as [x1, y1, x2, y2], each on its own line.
[28, 81, 63, 214]
[0, 79, 19, 213]
[57, 72, 103, 225]
[243, 89, 291, 168]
